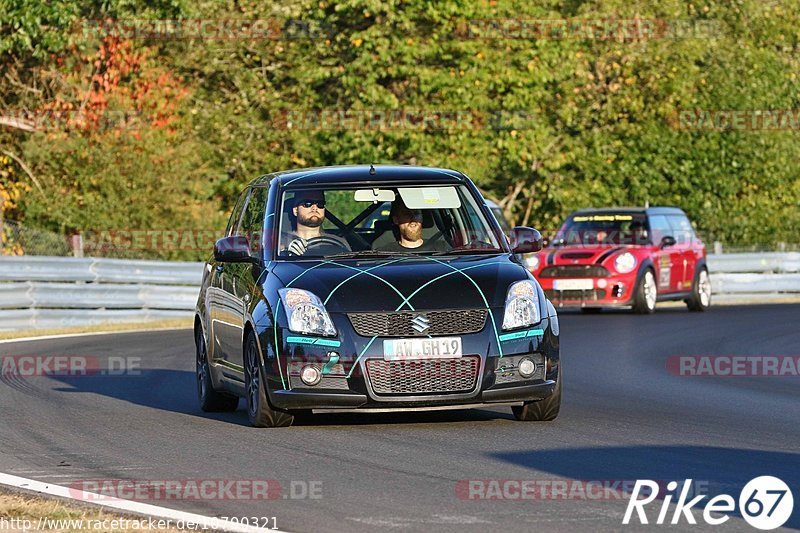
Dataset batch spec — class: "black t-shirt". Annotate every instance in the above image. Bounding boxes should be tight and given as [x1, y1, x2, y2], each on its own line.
[376, 238, 448, 253]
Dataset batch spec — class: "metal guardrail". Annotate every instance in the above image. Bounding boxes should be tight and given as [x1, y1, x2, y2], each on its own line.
[0, 254, 797, 331]
[0, 257, 203, 331]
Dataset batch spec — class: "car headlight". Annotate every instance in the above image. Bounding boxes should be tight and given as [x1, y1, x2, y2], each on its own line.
[522, 253, 540, 271]
[278, 288, 337, 336]
[614, 252, 637, 273]
[502, 280, 541, 330]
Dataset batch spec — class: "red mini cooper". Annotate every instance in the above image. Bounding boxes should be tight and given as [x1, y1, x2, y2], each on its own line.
[526, 207, 710, 313]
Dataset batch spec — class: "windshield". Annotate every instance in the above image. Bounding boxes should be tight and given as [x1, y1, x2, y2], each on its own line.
[554, 212, 650, 246]
[276, 184, 503, 259]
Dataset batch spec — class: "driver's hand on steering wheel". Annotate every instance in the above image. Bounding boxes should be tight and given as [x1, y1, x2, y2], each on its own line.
[287, 237, 308, 256]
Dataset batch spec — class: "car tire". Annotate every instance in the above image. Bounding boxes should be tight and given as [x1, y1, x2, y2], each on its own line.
[632, 268, 657, 314]
[244, 331, 293, 428]
[195, 327, 239, 412]
[512, 366, 562, 422]
[686, 267, 711, 312]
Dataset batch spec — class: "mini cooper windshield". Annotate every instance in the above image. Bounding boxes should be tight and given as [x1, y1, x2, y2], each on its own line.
[553, 212, 650, 246]
[276, 184, 503, 259]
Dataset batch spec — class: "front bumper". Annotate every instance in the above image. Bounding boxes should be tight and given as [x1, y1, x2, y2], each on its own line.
[538, 273, 637, 307]
[269, 380, 557, 411]
[262, 312, 560, 412]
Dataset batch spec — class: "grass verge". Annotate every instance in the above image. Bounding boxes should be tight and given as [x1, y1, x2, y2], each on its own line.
[0, 488, 184, 531]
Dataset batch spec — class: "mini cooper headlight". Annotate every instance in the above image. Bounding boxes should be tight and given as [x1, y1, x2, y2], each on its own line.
[614, 252, 637, 273]
[522, 253, 540, 271]
[502, 280, 541, 330]
[278, 288, 337, 336]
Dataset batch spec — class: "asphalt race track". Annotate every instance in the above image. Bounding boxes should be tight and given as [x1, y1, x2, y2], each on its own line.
[1, 304, 798, 532]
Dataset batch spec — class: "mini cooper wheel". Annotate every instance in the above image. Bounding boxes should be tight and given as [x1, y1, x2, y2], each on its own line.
[244, 332, 293, 428]
[196, 328, 238, 412]
[632, 268, 657, 314]
[512, 366, 562, 422]
[686, 267, 711, 312]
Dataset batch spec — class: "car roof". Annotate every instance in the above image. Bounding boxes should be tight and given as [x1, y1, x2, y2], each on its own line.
[248, 165, 466, 188]
[570, 206, 687, 217]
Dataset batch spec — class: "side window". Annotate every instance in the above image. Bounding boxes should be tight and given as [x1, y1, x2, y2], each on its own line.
[648, 215, 673, 244]
[239, 187, 268, 254]
[225, 190, 248, 237]
[668, 215, 695, 245]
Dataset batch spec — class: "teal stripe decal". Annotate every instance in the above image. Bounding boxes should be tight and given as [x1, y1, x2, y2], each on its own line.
[347, 335, 378, 378]
[286, 336, 342, 348]
[499, 328, 544, 342]
[321, 353, 340, 375]
[416, 256, 504, 356]
[272, 299, 287, 389]
[324, 258, 413, 307]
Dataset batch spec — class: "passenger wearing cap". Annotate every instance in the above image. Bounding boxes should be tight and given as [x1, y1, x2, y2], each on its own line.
[281, 190, 351, 257]
[375, 198, 447, 252]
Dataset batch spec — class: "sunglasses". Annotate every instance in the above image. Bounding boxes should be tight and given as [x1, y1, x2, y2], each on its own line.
[297, 200, 326, 209]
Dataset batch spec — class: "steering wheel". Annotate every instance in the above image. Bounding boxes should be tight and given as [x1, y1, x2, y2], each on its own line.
[305, 235, 350, 254]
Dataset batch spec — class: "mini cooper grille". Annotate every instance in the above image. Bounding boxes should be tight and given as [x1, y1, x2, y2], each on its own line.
[365, 356, 480, 395]
[348, 310, 487, 337]
[545, 289, 606, 301]
[539, 265, 610, 278]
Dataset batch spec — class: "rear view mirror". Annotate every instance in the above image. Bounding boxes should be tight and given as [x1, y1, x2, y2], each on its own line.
[511, 226, 543, 253]
[214, 236, 252, 262]
[660, 235, 677, 249]
[354, 189, 396, 203]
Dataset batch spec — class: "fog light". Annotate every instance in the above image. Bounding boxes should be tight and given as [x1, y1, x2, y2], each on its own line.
[518, 358, 536, 378]
[300, 365, 322, 386]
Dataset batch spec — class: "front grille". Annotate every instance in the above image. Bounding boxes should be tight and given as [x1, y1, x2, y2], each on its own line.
[348, 309, 487, 337]
[365, 356, 480, 395]
[545, 289, 606, 301]
[539, 265, 610, 278]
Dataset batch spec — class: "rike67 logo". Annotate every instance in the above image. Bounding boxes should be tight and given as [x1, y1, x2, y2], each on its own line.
[624, 476, 794, 530]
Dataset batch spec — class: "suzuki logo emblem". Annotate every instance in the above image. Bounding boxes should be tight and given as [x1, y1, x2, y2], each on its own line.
[411, 314, 430, 334]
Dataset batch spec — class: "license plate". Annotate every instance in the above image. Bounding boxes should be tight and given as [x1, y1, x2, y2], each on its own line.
[553, 278, 594, 291]
[383, 337, 462, 361]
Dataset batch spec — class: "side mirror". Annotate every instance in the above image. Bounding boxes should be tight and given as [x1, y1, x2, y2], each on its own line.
[214, 236, 252, 262]
[511, 226, 543, 253]
[659, 235, 677, 249]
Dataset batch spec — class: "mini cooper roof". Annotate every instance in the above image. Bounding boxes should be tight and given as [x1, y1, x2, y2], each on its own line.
[247, 165, 466, 188]
[569, 206, 688, 216]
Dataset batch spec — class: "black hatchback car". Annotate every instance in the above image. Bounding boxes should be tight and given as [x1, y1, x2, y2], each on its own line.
[194, 165, 561, 427]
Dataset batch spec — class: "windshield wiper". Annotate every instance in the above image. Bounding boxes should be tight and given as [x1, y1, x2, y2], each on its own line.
[323, 250, 415, 259]
[430, 248, 503, 256]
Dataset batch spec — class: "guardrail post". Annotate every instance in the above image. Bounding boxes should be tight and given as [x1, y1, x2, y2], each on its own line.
[713, 241, 722, 254]
[70, 233, 84, 258]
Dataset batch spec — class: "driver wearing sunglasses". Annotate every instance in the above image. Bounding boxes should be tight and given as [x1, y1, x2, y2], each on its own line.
[282, 190, 351, 257]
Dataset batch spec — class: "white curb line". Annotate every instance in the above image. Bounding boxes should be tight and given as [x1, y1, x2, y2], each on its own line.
[0, 472, 281, 532]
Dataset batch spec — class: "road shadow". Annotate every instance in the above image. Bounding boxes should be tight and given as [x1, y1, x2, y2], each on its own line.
[490, 445, 800, 529]
[42, 369, 514, 427]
